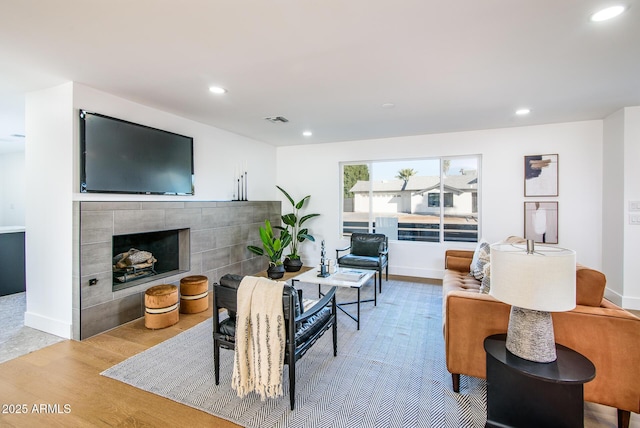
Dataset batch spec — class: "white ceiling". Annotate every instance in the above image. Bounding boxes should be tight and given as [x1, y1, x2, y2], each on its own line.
[1, 0, 639, 154]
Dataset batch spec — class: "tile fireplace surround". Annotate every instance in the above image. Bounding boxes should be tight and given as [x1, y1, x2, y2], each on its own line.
[74, 200, 280, 340]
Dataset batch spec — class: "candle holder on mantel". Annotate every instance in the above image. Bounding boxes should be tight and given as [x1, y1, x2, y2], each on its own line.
[232, 169, 249, 201]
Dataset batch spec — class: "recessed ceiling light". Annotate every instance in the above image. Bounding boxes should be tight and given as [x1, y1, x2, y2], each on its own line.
[381, 102, 395, 109]
[208, 86, 227, 94]
[515, 108, 531, 116]
[590, 5, 626, 22]
[302, 131, 313, 137]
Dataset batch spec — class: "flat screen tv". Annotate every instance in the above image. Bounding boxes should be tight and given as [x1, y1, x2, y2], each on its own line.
[80, 110, 194, 195]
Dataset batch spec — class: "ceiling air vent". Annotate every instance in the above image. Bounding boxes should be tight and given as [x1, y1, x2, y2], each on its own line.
[264, 116, 289, 123]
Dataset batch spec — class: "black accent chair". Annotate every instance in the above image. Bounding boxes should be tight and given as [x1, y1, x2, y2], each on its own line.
[213, 274, 337, 410]
[336, 233, 389, 292]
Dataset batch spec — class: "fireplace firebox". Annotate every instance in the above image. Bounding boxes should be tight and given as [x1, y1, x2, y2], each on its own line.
[112, 228, 189, 291]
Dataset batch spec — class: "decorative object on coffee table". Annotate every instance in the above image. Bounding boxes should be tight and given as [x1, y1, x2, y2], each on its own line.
[179, 275, 209, 314]
[275, 185, 320, 272]
[489, 239, 576, 362]
[144, 284, 179, 329]
[318, 240, 329, 277]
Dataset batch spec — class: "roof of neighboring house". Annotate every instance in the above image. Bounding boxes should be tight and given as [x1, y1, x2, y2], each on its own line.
[350, 171, 478, 193]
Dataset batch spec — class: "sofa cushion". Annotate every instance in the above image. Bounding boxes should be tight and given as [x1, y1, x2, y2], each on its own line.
[576, 265, 606, 307]
[447, 255, 473, 273]
[470, 239, 490, 280]
[442, 269, 481, 328]
[443, 269, 481, 295]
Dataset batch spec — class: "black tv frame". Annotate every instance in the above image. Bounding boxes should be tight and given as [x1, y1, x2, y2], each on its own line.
[79, 110, 194, 195]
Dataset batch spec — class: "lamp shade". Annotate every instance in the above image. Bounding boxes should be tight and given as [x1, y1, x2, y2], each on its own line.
[489, 242, 576, 312]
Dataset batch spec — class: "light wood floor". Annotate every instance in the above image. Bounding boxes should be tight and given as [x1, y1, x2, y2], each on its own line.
[0, 285, 636, 427]
[0, 295, 239, 427]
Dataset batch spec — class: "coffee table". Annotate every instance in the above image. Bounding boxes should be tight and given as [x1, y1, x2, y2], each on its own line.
[291, 267, 376, 330]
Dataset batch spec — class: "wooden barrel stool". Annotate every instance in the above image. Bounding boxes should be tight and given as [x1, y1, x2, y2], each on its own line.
[180, 275, 209, 314]
[144, 284, 179, 329]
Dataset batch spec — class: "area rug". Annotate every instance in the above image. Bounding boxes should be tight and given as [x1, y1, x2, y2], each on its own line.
[101, 280, 487, 427]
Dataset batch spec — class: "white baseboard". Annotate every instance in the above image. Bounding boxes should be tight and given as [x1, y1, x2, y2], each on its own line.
[604, 288, 640, 310]
[390, 266, 444, 280]
[24, 311, 72, 339]
[604, 288, 623, 306]
[622, 295, 640, 311]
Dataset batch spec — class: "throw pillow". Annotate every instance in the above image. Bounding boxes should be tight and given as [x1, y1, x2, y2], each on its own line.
[479, 262, 491, 294]
[447, 255, 475, 273]
[470, 239, 490, 280]
[469, 239, 484, 272]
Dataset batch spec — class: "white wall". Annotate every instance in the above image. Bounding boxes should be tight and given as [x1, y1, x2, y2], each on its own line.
[24, 82, 278, 338]
[602, 109, 625, 301]
[0, 151, 26, 226]
[277, 120, 603, 279]
[602, 106, 640, 310]
[25, 82, 75, 338]
[622, 107, 640, 309]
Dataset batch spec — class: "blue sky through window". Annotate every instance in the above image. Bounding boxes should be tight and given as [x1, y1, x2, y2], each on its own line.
[370, 158, 478, 181]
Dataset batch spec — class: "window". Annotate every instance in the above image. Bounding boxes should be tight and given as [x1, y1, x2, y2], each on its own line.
[341, 156, 480, 243]
[427, 192, 453, 208]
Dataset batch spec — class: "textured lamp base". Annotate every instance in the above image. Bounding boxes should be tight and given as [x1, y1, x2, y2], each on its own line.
[505, 306, 557, 363]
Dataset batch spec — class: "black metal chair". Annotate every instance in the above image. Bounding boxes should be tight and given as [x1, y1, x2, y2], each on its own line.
[213, 274, 337, 410]
[336, 233, 389, 292]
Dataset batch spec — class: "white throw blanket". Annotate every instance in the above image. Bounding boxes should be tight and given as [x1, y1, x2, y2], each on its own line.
[232, 276, 286, 400]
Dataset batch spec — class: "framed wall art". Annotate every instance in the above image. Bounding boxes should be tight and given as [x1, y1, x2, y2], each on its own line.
[524, 154, 558, 197]
[524, 201, 558, 244]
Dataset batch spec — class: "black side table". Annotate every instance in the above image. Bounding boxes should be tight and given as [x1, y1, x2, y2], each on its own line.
[484, 333, 596, 428]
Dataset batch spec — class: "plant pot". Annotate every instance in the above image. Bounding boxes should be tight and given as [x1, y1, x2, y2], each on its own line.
[267, 264, 285, 279]
[284, 257, 303, 272]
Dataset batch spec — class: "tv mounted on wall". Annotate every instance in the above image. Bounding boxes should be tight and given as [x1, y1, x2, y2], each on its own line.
[80, 110, 194, 195]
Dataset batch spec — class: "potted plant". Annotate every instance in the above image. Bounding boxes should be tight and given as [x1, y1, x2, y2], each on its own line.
[276, 185, 320, 272]
[247, 219, 292, 279]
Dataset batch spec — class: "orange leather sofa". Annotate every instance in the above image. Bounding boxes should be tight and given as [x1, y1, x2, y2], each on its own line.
[443, 249, 640, 428]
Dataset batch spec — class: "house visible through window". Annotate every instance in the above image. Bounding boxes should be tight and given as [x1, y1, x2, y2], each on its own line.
[341, 156, 480, 243]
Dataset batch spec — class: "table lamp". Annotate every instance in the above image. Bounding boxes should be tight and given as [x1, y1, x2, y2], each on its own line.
[489, 240, 576, 363]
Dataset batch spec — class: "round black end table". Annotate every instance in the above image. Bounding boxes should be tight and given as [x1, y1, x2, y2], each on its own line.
[484, 333, 596, 428]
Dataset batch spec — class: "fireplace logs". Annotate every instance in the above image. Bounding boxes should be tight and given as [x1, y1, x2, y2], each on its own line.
[113, 248, 157, 283]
